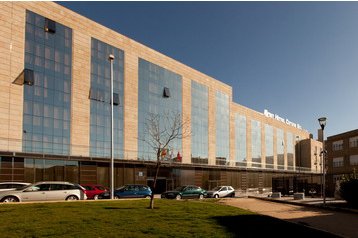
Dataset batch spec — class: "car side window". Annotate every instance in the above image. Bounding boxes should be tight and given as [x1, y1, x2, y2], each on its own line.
[50, 184, 63, 191]
[0, 184, 7, 189]
[222, 187, 227, 191]
[38, 184, 50, 191]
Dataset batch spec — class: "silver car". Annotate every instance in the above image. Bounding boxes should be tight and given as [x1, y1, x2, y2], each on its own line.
[206, 186, 235, 198]
[0, 181, 87, 202]
[0, 182, 31, 192]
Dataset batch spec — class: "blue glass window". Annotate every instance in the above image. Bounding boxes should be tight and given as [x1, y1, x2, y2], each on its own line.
[138, 59, 182, 160]
[235, 114, 246, 167]
[191, 81, 208, 164]
[23, 11, 72, 155]
[287, 132, 294, 170]
[251, 120, 261, 168]
[216, 91, 230, 165]
[90, 38, 124, 158]
[265, 125, 274, 169]
[277, 128, 285, 170]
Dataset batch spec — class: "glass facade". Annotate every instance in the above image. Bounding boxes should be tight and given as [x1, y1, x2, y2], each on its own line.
[265, 125, 274, 169]
[215, 91, 230, 165]
[235, 114, 247, 167]
[89, 38, 124, 158]
[23, 11, 72, 155]
[191, 81, 208, 164]
[251, 120, 261, 168]
[287, 132, 294, 170]
[138, 59, 182, 160]
[277, 128, 285, 170]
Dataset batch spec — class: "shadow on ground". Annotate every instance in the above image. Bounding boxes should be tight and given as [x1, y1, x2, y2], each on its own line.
[213, 215, 340, 238]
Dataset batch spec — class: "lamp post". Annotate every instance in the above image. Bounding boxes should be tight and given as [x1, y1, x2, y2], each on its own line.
[109, 54, 115, 200]
[318, 117, 327, 206]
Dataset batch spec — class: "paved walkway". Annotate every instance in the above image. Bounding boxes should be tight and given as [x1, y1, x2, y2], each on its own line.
[220, 197, 358, 238]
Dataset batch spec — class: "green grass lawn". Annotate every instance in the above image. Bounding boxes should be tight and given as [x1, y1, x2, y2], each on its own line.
[0, 199, 336, 237]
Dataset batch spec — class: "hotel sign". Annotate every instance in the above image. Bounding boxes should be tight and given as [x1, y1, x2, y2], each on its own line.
[264, 109, 302, 130]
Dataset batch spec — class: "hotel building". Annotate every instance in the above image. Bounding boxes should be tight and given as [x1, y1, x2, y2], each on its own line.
[0, 2, 321, 193]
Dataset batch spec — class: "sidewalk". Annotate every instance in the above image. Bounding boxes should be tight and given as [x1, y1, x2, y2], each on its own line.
[221, 197, 358, 238]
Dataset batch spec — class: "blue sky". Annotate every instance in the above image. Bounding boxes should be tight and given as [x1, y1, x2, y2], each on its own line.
[59, 1, 358, 138]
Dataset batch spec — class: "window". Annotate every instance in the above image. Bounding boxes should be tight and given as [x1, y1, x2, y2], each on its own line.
[191, 81, 208, 164]
[235, 114, 246, 167]
[216, 91, 230, 164]
[349, 136, 358, 148]
[251, 120, 261, 168]
[332, 140, 343, 151]
[44, 18, 56, 34]
[350, 155, 358, 165]
[163, 87, 170, 98]
[23, 11, 72, 155]
[90, 38, 124, 158]
[138, 59, 182, 161]
[333, 157, 344, 167]
[265, 125, 274, 169]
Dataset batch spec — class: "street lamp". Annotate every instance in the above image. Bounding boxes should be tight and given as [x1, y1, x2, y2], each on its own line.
[318, 117, 327, 205]
[109, 54, 115, 200]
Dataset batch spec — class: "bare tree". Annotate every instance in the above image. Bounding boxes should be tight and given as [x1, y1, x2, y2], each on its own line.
[142, 111, 190, 209]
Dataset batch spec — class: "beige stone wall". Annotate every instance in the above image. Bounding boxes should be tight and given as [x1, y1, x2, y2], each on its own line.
[0, 3, 26, 152]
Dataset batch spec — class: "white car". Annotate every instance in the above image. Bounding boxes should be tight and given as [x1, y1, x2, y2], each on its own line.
[0, 181, 87, 202]
[206, 186, 235, 198]
[0, 182, 31, 192]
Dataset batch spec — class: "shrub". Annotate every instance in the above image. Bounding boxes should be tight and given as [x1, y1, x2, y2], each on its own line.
[340, 175, 358, 208]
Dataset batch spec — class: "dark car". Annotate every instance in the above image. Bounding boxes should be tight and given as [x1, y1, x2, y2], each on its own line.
[81, 184, 108, 200]
[161, 185, 207, 200]
[98, 184, 152, 199]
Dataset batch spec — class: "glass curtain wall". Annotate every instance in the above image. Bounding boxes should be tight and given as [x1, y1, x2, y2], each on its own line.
[287, 132, 294, 170]
[265, 125, 274, 169]
[89, 38, 124, 158]
[215, 91, 230, 165]
[251, 120, 261, 168]
[138, 59, 182, 161]
[23, 11, 72, 155]
[277, 129, 285, 170]
[235, 114, 246, 167]
[191, 81, 208, 164]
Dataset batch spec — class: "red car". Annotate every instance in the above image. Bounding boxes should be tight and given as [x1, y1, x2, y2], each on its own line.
[81, 184, 108, 200]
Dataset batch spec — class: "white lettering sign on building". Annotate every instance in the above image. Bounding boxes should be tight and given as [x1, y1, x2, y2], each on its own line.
[264, 109, 302, 130]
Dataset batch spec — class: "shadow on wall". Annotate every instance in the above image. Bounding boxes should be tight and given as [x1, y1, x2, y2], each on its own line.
[212, 215, 338, 238]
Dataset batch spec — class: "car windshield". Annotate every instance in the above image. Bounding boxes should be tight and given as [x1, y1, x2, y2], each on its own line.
[16, 184, 31, 191]
[212, 186, 223, 191]
[174, 186, 187, 191]
[115, 186, 125, 191]
[96, 186, 106, 191]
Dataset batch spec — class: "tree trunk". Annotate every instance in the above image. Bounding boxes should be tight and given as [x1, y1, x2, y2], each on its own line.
[149, 159, 161, 209]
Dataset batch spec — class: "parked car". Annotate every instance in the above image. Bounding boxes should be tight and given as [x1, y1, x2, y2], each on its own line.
[206, 186, 235, 198]
[0, 182, 31, 192]
[81, 184, 108, 200]
[98, 184, 152, 199]
[0, 181, 87, 202]
[161, 185, 207, 200]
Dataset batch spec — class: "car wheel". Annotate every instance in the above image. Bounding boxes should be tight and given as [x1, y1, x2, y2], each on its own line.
[199, 194, 204, 200]
[231, 193, 235, 198]
[114, 195, 119, 199]
[93, 195, 99, 200]
[1, 196, 19, 203]
[145, 195, 151, 199]
[214, 194, 219, 199]
[66, 195, 79, 201]
[175, 194, 182, 200]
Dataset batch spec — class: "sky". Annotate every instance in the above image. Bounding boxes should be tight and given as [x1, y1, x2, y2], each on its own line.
[58, 1, 358, 138]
